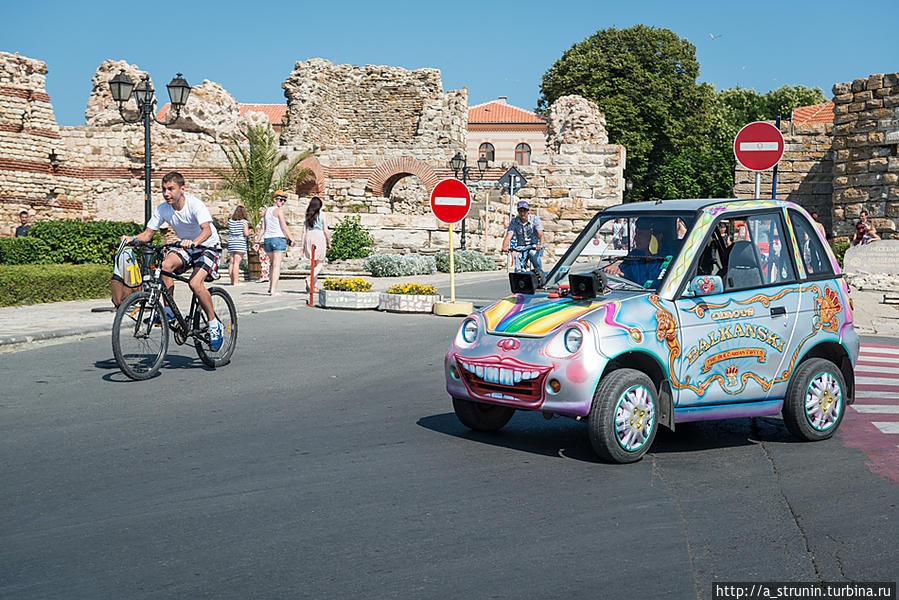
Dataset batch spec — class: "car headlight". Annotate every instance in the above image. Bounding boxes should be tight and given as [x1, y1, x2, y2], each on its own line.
[462, 318, 478, 343]
[563, 327, 583, 353]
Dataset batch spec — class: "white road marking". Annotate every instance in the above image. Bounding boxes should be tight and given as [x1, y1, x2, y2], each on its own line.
[856, 391, 899, 400]
[860, 347, 899, 356]
[851, 405, 899, 414]
[856, 376, 899, 386]
[854, 364, 899, 375]
[872, 422, 899, 434]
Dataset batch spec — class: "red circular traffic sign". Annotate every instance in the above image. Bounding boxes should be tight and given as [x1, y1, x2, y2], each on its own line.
[733, 121, 785, 171]
[430, 178, 471, 224]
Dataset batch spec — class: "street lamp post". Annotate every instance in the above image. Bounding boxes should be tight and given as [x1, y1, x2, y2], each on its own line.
[448, 152, 488, 250]
[108, 70, 191, 224]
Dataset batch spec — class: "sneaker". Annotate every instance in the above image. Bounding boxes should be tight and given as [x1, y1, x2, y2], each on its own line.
[208, 321, 224, 351]
[145, 307, 175, 327]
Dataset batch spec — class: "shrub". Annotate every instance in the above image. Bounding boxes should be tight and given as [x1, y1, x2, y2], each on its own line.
[363, 253, 436, 277]
[327, 215, 374, 261]
[0, 237, 53, 264]
[832, 240, 850, 269]
[322, 277, 373, 292]
[0, 264, 112, 306]
[385, 282, 439, 295]
[29, 220, 143, 265]
[435, 249, 498, 273]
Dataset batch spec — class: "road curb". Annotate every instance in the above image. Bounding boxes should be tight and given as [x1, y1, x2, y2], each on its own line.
[0, 323, 110, 347]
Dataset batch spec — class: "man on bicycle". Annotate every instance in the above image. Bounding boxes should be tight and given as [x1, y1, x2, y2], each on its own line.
[121, 171, 225, 351]
[501, 200, 545, 274]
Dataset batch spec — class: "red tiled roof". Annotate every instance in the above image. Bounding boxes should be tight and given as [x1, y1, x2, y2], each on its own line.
[157, 103, 287, 124]
[468, 99, 545, 124]
[791, 101, 834, 124]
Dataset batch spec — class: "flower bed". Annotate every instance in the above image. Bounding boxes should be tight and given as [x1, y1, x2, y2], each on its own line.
[378, 283, 441, 313]
[319, 277, 379, 309]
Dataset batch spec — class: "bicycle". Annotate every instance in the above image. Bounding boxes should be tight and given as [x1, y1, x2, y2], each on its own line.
[509, 244, 546, 287]
[112, 240, 237, 380]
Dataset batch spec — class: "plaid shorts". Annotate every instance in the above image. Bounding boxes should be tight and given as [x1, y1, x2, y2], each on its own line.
[170, 246, 221, 282]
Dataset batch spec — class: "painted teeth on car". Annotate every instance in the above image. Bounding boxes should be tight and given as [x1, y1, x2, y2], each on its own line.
[457, 359, 541, 385]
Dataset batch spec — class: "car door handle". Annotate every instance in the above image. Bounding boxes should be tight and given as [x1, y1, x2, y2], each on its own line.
[770, 306, 786, 317]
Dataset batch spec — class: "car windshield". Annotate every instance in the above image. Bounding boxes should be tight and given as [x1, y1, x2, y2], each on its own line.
[545, 212, 695, 292]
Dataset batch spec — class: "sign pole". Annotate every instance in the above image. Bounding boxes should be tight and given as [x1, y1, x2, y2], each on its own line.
[754, 172, 761, 199]
[449, 224, 456, 303]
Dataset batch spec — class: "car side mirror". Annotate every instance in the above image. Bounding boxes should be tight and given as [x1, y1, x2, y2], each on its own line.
[689, 275, 723, 296]
[569, 272, 607, 299]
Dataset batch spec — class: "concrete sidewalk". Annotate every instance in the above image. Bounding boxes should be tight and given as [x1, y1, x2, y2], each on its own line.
[1, 271, 897, 351]
[0, 270, 505, 351]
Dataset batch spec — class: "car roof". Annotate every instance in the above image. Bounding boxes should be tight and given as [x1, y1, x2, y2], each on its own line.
[602, 198, 784, 214]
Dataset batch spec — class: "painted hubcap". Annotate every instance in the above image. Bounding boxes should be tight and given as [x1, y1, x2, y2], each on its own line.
[805, 371, 842, 431]
[615, 385, 654, 451]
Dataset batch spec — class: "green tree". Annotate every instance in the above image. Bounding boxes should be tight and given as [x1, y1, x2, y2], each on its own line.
[217, 123, 312, 227]
[538, 25, 714, 201]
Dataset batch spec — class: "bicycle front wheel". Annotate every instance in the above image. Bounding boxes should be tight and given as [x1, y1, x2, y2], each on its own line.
[194, 287, 237, 368]
[112, 291, 169, 380]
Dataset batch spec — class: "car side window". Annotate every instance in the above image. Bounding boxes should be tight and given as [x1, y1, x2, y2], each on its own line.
[788, 210, 834, 278]
[722, 213, 795, 291]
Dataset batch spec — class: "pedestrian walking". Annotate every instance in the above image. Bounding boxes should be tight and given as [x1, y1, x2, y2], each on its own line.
[810, 212, 827, 238]
[252, 206, 270, 283]
[227, 205, 252, 286]
[852, 210, 869, 246]
[261, 190, 295, 296]
[300, 197, 331, 293]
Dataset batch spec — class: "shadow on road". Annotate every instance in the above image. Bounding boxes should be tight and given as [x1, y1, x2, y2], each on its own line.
[96, 353, 213, 382]
[418, 411, 797, 461]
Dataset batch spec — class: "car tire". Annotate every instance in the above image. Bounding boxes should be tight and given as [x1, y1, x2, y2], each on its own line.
[452, 397, 515, 432]
[782, 358, 846, 441]
[588, 369, 659, 464]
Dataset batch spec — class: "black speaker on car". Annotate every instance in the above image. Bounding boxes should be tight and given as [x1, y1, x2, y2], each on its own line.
[509, 272, 539, 295]
[569, 272, 607, 299]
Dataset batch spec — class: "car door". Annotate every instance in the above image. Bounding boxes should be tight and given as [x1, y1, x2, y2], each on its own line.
[674, 210, 801, 408]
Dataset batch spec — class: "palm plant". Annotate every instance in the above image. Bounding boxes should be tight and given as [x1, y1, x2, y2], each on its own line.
[217, 123, 312, 227]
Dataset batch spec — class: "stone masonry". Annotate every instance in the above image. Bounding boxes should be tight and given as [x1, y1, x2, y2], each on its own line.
[1, 51, 626, 261]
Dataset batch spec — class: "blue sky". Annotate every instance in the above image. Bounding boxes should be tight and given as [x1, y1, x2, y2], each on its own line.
[5, 0, 897, 126]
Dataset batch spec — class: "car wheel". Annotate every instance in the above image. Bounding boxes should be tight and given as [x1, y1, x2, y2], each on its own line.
[452, 398, 515, 432]
[588, 369, 659, 464]
[782, 358, 846, 441]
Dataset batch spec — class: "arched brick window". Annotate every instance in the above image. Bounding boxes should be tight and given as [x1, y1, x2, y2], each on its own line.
[479, 143, 495, 162]
[515, 143, 531, 166]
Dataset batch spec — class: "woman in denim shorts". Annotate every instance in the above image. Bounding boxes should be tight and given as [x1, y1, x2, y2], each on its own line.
[262, 190, 296, 296]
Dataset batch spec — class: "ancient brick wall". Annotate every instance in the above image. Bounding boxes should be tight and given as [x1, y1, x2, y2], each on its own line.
[831, 73, 899, 241]
[734, 121, 834, 232]
[0, 53, 87, 236]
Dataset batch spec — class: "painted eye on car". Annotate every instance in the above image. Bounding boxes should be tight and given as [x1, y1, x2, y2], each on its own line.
[462, 319, 478, 343]
[563, 327, 583, 353]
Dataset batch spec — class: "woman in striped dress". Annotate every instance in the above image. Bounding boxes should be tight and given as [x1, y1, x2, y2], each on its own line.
[227, 205, 252, 286]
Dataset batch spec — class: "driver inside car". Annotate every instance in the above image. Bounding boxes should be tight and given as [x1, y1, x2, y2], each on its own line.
[603, 217, 667, 286]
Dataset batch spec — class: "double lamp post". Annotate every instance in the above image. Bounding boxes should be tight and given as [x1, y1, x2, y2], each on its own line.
[108, 70, 192, 224]
[448, 152, 488, 250]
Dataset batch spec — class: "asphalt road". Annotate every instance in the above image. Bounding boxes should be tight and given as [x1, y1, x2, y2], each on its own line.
[2, 279, 897, 599]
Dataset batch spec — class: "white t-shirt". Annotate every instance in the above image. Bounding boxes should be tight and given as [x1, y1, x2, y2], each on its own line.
[146, 193, 220, 248]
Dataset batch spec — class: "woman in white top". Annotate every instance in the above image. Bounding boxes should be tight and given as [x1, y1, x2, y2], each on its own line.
[262, 190, 296, 296]
[300, 197, 331, 293]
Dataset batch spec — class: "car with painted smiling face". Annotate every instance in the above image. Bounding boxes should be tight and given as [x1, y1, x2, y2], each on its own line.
[445, 199, 859, 463]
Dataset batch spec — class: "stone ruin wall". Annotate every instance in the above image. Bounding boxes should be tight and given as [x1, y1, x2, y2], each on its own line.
[734, 121, 834, 231]
[1, 52, 626, 263]
[830, 73, 899, 241]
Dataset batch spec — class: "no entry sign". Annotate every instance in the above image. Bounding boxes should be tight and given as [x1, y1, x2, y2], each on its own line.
[430, 178, 471, 224]
[733, 121, 785, 171]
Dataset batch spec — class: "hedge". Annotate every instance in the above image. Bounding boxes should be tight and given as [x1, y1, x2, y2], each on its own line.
[0, 237, 53, 264]
[435, 250, 498, 273]
[28, 220, 143, 265]
[363, 253, 436, 277]
[0, 264, 112, 306]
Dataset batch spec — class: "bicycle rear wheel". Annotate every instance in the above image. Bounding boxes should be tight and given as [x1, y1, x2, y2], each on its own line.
[112, 291, 169, 380]
[193, 287, 237, 368]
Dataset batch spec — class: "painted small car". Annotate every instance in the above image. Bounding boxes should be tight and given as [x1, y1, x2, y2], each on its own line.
[445, 199, 858, 463]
